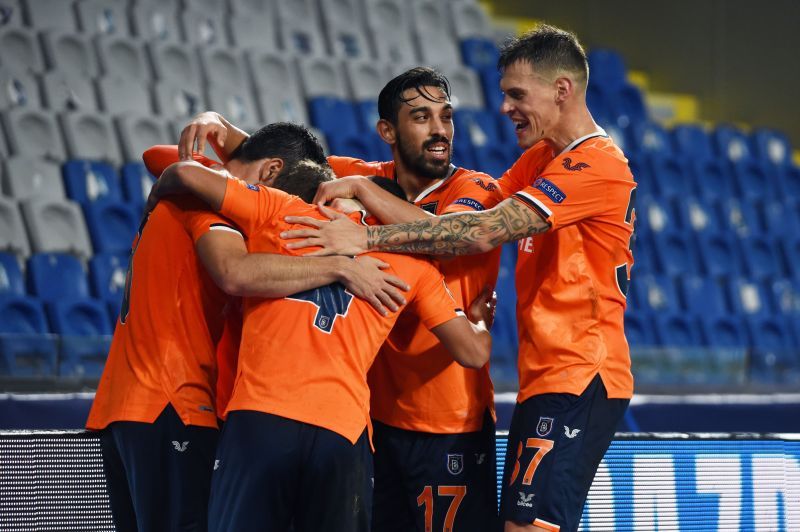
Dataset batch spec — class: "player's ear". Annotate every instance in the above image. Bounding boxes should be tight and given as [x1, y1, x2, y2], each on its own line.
[377, 119, 396, 145]
[260, 158, 284, 184]
[554, 77, 573, 104]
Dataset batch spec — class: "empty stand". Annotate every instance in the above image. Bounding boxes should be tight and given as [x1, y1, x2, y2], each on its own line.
[364, 0, 418, 64]
[94, 35, 150, 81]
[275, 0, 325, 56]
[0, 196, 30, 257]
[0, 294, 57, 377]
[1, 107, 66, 160]
[83, 201, 139, 254]
[129, 0, 182, 44]
[0, 26, 43, 73]
[41, 71, 99, 112]
[120, 163, 155, 208]
[115, 115, 170, 163]
[3, 156, 65, 200]
[40, 31, 99, 77]
[319, 0, 372, 59]
[411, 0, 461, 66]
[21, 197, 93, 257]
[62, 159, 122, 204]
[60, 112, 122, 164]
[247, 49, 309, 123]
[75, 0, 131, 37]
[179, 7, 228, 47]
[227, 0, 279, 50]
[152, 81, 206, 121]
[0, 252, 23, 295]
[0, 67, 40, 111]
[96, 77, 152, 115]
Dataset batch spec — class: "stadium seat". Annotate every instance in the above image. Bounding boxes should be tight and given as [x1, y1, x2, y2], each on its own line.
[746, 316, 799, 384]
[75, 0, 131, 37]
[478, 68, 503, 113]
[47, 296, 113, 378]
[21, 197, 93, 258]
[40, 31, 99, 77]
[626, 121, 674, 158]
[587, 48, 627, 91]
[152, 81, 206, 121]
[762, 199, 800, 240]
[652, 312, 702, 347]
[115, 115, 170, 163]
[728, 278, 774, 318]
[647, 154, 690, 200]
[247, 49, 309, 124]
[0, 196, 30, 257]
[460, 38, 499, 74]
[673, 196, 723, 234]
[730, 158, 777, 202]
[0, 294, 57, 377]
[205, 85, 261, 131]
[89, 252, 128, 310]
[782, 236, 800, 280]
[96, 77, 152, 116]
[227, 11, 279, 51]
[83, 201, 139, 254]
[626, 155, 653, 197]
[0, 67, 40, 111]
[129, 0, 182, 44]
[147, 41, 202, 88]
[94, 35, 150, 80]
[411, 0, 462, 66]
[637, 194, 675, 235]
[298, 56, 349, 99]
[0, 0, 23, 28]
[343, 59, 390, 105]
[62, 160, 122, 204]
[770, 279, 800, 316]
[451, 1, 493, 40]
[0, 252, 23, 295]
[671, 124, 715, 164]
[713, 124, 753, 164]
[699, 315, 747, 347]
[198, 46, 250, 90]
[3, 157, 65, 201]
[308, 97, 361, 140]
[695, 232, 743, 278]
[1, 108, 66, 160]
[27, 253, 89, 302]
[179, 7, 228, 47]
[737, 235, 783, 280]
[679, 274, 730, 318]
[364, 0, 418, 64]
[776, 165, 800, 199]
[608, 82, 647, 128]
[443, 66, 484, 110]
[455, 109, 501, 151]
[41, 71, 99, 112]
[60, 112, 123, 165]
[651, 230, 698, 276]
[20, 0, 76, 31]
[623, 311, 656, 347]
[319, 0, 372, 59]
[120, 163, 155, 208]
[751, 128, 792, 169]
[0, 26, 44, 73]
[275, 0, 325, 56]
[687, 159, 734, 202]
[586, 84, 615, 126]
[718, 197, 765, 239]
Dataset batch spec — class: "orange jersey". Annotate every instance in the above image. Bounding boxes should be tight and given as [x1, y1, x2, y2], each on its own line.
[86, 147, 240, 430]
[329, 156, 502, 433]
[499, 134, 636, 401]
[218, 178, 461, 444]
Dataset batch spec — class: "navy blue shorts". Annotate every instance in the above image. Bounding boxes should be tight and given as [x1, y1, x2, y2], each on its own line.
[99, 404, 219, 532]
[371, 413, 499, 532]
[499, 375, 628, 532]
[208, 410, 373, 532]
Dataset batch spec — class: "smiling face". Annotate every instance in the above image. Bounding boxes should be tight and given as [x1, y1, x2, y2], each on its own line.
[499, 60, 560, 150]
[387, 86, 454, 180]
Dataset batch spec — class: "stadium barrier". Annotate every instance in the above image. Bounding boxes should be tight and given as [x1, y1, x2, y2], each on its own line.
[1, 431, 797, 531]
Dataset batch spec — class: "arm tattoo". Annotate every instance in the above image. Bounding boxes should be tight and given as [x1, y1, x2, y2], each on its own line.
[365, 199, 550, 256]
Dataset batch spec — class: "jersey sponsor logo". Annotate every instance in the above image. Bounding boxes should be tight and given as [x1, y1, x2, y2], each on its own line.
[475, 453, 486, 465]
[447, 454, 464, 475]
[286, 282, 354, 334]
[517, 492, 534, 508]
[246, 183, 259, 191]
[171, 441, 189, 452]
[420, 201, 439, 214]
[453, 197, 486, 211]
[471, 178, 499, 192]
[562, 157, 591, 172]
[564, 426, 581, 439]
[533, 178, 567, 204]
[536, 416, 554, 437]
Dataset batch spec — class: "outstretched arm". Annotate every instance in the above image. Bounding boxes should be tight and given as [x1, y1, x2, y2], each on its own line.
[429, 286, 496, 368]
[282, 198, 550, 257]
[147, 161, 229, 212]
[312, 176, 432, 224]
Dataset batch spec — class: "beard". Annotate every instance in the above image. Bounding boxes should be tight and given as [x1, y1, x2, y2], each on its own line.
[396, 134, 452, 180]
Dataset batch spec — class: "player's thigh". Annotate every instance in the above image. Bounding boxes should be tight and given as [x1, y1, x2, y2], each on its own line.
[294, 427, 373, 532]
[500, 376, 624, 532]
[208, 411, 302, 532]
[372, 421, 416, 532]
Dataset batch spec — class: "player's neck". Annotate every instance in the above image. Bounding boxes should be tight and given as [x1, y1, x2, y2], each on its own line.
[545, 106, 602, 154]
[393, 162, 448, 201]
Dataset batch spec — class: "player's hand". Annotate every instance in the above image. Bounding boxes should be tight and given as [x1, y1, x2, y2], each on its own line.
[468, 285, 497, 329]
[281, 205, 369, 256]
[340, 256, 409, 316]
[329, 198, 362, 214]
[312, 176, 367, 205]
[178, 112, 227, 160]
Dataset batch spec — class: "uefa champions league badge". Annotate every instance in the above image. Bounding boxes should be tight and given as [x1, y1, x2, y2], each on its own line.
[447, 454, 464, 475]
[536, 417, 554, 437]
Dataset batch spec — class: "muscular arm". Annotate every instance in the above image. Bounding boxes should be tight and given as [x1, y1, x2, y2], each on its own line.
[147, 161, 228, 212]
[430, 317, 491, 369]
[314, 176, 432, 224]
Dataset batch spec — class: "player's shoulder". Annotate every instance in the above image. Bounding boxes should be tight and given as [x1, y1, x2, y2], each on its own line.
[368, 251, 437, 280]
[451, 168, 501, 192]
[328, 155, 395, 178]
[545, 134, 632, 183]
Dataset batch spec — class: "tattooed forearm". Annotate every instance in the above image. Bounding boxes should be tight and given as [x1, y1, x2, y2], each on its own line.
[366, 199, 550, 256]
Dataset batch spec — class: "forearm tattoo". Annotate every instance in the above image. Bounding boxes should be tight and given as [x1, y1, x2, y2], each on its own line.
[365, 199, 550, 256]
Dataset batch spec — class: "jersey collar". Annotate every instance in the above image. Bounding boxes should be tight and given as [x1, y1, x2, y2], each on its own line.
[559, 128, 608, 155]
[412, 164, 459, 204]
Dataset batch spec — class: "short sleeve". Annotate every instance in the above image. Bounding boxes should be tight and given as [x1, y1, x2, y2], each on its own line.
[218, 179, 291, 237]
[498, 141, 554, 198]
[511, 151, 613, 230]
[142, 145, 218, 178]
[183, 211, 243, 244]
[327, 155, 394, 179]
[441, 172, 504, 214]
[405, 260, 461, 330]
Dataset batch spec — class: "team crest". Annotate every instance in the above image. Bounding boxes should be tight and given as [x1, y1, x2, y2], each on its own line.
[536, 417, 554, 437]
[447, 454, 464, 475]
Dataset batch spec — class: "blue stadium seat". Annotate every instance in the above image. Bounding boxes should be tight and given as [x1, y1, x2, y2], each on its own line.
[652, 312, 701, 347]
[746, 316, 799, 384]
[671, 125, 715, 164]
[729, 278, 774, 318]
[62, 159, 122, 204]
[631, 234, 654, 276]
[730, 158, 777, 202]
[696, 233, 743, 277]
[737, 235, 783, 280]
[651, 230, 698, 276]
[586, 84, 615, 126]
[308, 97, 375, 161]
[460, 38, 499, 73]
[609, 83, 647, 128]
[648, 154, 690, 200]
[120, 162, 155, 208]
[624, 311, 656, 347]
[776, 165, 800, 199]
[782, 236, 800, 280]
[673, 196, 723, 234]
[688, 159, 734, 202]
[0, 295, 57, 377]
[27, 253, 89, 302]
[637, 195, 675, 235]
[89, 252, 128, 312]
[679, 274, 730, 318]
[587, 48, 627, 91]
[83, 200, 139, 254]
[456, 109, 502, 150]
[713, 124, 753, 164]
[762, 200, 800, 240]
[491, 244, 518, 381]
[47, 296, 112, 378]
[355, 100, 379, 134]
[700, 315, 747, 347]
[627, 122, 674, 158]
[0, 252, 24, 296]
[751, 128, 792, 169]
[718, 198, 765, 239]
[626, 155, 654, 197]
[452, 141, 476, 173]
[477, 69, 503, 114]
[770, 279, 800, 316]
[638, 274, 681, 313]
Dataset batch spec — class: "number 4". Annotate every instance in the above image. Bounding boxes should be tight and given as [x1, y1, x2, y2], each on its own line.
[417, 485, 467, 532]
